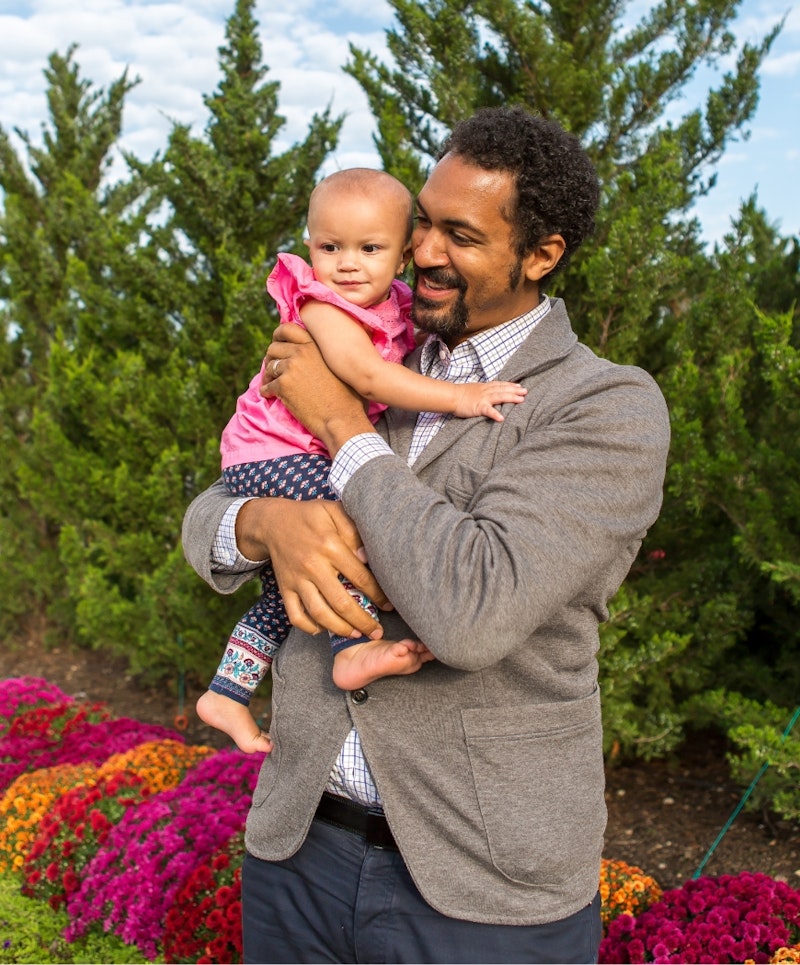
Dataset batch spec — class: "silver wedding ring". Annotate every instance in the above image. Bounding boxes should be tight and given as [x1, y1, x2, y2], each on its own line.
[271, 359, 281, 378]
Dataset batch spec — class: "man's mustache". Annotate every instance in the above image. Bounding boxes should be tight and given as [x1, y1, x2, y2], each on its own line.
[414, 267, 467, 292]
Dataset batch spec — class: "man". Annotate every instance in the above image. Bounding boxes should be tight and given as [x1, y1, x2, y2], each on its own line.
[182, 106, 670, 963]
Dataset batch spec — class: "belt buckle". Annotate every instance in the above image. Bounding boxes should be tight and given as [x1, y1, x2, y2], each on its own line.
[366, 809, 391, 849]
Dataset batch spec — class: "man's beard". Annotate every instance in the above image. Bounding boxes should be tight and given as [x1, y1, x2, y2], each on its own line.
[411, 260, 525, 340]
[411, 268, 469, 340]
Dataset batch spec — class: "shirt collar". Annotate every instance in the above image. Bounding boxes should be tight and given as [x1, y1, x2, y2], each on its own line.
[420, 296, 551, 381]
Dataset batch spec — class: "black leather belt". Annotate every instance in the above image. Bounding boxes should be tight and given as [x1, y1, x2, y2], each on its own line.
[315, 792, 398, 851]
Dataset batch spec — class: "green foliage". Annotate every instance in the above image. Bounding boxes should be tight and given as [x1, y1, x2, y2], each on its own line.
[0, 0, 338, 682]
[346, 0, 780, 367]
[598, 585, 692, 760]
[0, 873, 152, 964]
[658, 205, 800, 710]
[687, 690, 800, 823]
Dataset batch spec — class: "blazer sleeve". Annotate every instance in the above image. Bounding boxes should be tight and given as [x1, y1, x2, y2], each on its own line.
[339, 364, 671, 670]
[181, 477, 260, 595]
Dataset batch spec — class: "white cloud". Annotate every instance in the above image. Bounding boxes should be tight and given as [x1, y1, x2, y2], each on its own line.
[0, 0, 798, 243]
[762, 49, 800, 75]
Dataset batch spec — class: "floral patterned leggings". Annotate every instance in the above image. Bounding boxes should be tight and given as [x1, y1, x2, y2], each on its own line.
[209, 453, 377, 705]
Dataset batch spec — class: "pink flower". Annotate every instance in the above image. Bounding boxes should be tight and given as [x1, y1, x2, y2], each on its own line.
[600, 873, 800, 964]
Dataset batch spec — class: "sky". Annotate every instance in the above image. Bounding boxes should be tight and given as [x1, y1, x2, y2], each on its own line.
[0, 0, 798, 247]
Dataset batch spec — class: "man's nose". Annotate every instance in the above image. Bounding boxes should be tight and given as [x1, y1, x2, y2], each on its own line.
[413, 227, 448, 267]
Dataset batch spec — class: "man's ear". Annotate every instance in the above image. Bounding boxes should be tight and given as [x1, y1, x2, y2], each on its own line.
[523, 234, 566, 282]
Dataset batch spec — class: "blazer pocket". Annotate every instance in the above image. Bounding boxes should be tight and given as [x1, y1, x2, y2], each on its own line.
[462, 690, 606, 887]
[444, 461, 489, 510]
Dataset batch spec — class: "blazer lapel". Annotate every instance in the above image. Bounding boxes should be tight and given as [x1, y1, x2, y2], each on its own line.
[381, 299, 578, 473]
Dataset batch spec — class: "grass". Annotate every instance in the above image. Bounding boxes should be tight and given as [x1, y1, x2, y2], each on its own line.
[0, 873, 159, 964]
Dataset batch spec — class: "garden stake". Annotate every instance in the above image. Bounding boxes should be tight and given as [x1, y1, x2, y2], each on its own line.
[173, 633, 188, 731]
[692, 704, 800, 879]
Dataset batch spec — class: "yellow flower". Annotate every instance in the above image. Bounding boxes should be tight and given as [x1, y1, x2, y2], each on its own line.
[771, 947, 800, 964]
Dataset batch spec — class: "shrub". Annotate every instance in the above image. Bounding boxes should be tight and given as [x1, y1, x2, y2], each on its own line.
[0, 678, 70, 736]
[21, 740, 215, 911]
[0, 872, 148, 964]
[64, 748, 263, 960]
[0, 763, 98, 873]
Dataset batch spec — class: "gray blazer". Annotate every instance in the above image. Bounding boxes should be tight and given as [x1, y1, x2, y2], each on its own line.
[182, 299, 670, 926]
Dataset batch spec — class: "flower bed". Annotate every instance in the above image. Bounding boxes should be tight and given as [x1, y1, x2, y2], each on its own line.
[601, 857, 663, 928]
[1, 674, 799, 964]
[600, 871, 800, 963]
[0, 676, 259, 961]
[63, 748, 261, 960]
[21, 740, 214, 911]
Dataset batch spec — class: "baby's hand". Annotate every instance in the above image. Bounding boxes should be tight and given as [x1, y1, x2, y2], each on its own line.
[453, 381, 527, 422]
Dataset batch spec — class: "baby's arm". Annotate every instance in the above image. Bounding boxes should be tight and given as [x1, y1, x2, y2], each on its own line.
[299, 300, 526, 422]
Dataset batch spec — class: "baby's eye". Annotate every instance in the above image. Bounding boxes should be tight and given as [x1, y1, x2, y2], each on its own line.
[362, 244, 381, 254]
[320, 243, 339, 253]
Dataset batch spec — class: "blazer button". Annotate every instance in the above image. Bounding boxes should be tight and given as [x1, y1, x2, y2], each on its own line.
[351, 689, 368, 704]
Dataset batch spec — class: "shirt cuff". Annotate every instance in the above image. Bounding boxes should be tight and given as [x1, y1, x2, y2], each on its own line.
[210, 497, 268, 572]
[329, 433, 395, 497]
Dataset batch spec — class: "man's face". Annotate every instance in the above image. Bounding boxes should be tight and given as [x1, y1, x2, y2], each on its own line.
[411, 153, 537, 347]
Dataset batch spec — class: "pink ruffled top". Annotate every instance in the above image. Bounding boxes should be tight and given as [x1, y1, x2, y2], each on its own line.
[220, 253, 415, 468]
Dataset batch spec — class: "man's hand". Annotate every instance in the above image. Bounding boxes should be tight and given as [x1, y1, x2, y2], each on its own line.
[236, 497, 390, 640]
[262, 324, 374, 458]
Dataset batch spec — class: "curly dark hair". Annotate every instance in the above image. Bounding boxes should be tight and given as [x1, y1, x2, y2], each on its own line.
[438, 106, 600, 283]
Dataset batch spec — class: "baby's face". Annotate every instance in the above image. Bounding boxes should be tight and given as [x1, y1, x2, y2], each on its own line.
[306, 193, 409, 309]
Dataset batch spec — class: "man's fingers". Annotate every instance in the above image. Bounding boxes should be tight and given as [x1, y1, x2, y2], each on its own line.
[265, 499, 390, 637]
[282, 581, 383, 641]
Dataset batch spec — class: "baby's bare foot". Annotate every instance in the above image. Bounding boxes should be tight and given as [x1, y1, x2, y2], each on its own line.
[196, 690, 272, 755]
[332, 639, 434, 691]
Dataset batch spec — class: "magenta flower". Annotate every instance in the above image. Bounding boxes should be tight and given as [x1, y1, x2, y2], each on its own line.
[64, 748, 263, 960]
[600, 872, 800, 964]
[0, 677, 70, 733]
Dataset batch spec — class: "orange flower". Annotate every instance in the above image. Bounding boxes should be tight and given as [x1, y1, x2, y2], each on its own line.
[770, 946, 800, 964]
[599, 858, 662, 933]
[0, 762, 97, 872]
[98, 739, 215, 792]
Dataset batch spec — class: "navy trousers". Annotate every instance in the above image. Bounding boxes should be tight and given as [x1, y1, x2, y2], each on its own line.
[241, 817, 601, 964]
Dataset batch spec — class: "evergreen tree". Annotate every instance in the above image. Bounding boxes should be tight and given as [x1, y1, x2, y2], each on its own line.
[0, 0, 342, 683]
[346, 0, 781, 368]
[139, 0, 342, 679]
[147, 0, 342, 443]
[0, 45, 146, 640]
